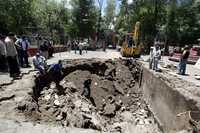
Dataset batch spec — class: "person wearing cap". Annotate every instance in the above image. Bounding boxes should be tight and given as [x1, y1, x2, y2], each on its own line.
[5, 32, 20, 77]
[152, 42, 161, 71]
[178, 45, 190, 75]
[33, 52, 46, 75]
[0, 34, 7, 72]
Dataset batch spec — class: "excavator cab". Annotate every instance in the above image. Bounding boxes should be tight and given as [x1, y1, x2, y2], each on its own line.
[120, 22, 141, 58]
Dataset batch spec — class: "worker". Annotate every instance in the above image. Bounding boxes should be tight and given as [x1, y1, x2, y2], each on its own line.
[33, 52, 46, 75]
[178, 45, 190, 75]
[48, 60, 63, 86]
[153, 43, 161, 71]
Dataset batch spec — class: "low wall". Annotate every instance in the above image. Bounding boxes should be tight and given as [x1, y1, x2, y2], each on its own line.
[28, 45, 68, 56]
[141, 67, 200, 132]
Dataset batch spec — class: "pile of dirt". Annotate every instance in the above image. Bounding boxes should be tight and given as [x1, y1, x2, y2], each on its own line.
[17, 59, 161, 133]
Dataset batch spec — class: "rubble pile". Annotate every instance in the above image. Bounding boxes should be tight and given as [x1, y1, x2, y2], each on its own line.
[17, 59, 161, 133]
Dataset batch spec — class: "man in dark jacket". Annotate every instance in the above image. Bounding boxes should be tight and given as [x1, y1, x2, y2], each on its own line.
[21, 36, 30, 67]
[178, 45, 190, 75]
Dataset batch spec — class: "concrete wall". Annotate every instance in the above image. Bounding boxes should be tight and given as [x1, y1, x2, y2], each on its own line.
[141, 67, 200, 132]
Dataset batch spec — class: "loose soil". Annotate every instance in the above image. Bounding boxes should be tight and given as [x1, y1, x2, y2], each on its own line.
[17, 59, 161, 133]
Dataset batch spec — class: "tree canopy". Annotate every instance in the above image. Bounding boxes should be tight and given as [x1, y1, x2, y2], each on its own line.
[115, 0, 200, 48]
[0, 0, 199, 47]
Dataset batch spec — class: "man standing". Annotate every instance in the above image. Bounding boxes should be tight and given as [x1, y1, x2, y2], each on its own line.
[5, 33, 20, 77]
[178, 45, 190, 75]
[15, 35, 23, 67]
[153, 43, 161, 71]
[79, 40, 84, 55]
[0, 34, 7, 72]
[40, 40, 49, 59]
[21, 36, 30, 67]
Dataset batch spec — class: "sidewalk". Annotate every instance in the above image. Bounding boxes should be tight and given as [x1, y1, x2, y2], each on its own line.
[141, 56, 200, 87]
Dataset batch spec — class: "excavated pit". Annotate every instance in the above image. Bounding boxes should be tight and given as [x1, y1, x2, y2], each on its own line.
[17, 59, 161, 133]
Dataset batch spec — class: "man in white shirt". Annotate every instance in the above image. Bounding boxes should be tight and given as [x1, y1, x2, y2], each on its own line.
[15, 35, 23, 67]
[5, 32, 20, 77]
[33, 52, 46, 75]
[153, 43, 161, 71]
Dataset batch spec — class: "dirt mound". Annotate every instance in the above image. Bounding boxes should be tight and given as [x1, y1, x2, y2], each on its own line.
[17, 59, 161, 133]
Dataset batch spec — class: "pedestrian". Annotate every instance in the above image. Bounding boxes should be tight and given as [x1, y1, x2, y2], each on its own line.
[74, 40, 78, 54]
[40, 40, 49, 59]
[152, 43, 161, 71]
[33, 52, 46, 75]
[20, 36, 31, 67]
[79, 40, 84, 55]
[5, 32, 20, 77]
[0, 34, 7, 72]
[15, 35, 23, 67]
[178, 45, 190, 75]
[48, 40, 54, 58]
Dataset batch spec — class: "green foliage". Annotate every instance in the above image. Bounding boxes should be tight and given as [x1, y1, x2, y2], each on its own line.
[116, 0, 200, 48]
[104, 0, 116, 29]
[70, 0, 98, 39]
[0, 0, 34, 34]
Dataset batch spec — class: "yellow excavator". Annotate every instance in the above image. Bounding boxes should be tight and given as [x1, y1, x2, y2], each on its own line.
[121, 21, 142, 58]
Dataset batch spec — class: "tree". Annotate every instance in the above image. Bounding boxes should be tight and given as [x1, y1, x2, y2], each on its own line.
[0, 0, 34, 34]
[116, 0, 200, 51]
[104, 0, 116, 29]
[71, 0, 98, 39]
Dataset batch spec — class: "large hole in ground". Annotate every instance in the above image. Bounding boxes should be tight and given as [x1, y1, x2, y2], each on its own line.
[17, 59, 161, 133]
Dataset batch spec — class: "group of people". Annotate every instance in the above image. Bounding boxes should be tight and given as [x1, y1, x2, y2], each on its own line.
[149, 42, 162, 72]
[149, 42, 190, 75]
[0, 33, 30, 77]
[0, 32, 56, 78]
[71, 39, 88, 55]
[33, 52, 62, 76]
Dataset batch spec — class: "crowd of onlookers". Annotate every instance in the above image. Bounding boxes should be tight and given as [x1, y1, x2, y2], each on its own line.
[149, 41, 190, 75]
[0, 32, 54, 78]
